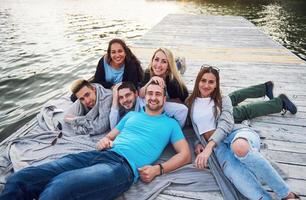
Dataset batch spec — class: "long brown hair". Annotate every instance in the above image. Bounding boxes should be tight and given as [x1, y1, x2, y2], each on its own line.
[185, 66, 222, 118]
[106, 38, 141, 66]
[106, 38, 143, 82]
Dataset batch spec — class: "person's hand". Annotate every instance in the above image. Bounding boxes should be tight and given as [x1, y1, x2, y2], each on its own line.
[96, 137, 113, 150]
[64, 114, 76, 123]
[150, 76, 165, 89]
[112, 83, 122, 95]
[138, 165, 160, 183]
[195, 145, 213, 169]
[194, 143, 205, 155]
[111, 83, 122, 108]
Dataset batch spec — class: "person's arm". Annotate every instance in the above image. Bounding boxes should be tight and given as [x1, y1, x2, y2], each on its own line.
[195, 138, 216, 169]
[138, 139, 191, 183]
[98, 111, 132, 149]
[163, 102, 188, 128]
[96, 128, 120, 150]
[139, 76, 165, 98]
[209, 96, 234, 145]
[109, 108, 120, 130]
[109, 84, 121, 129]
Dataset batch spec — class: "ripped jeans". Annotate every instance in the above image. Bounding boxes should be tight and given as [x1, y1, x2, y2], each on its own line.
[214, 128, 290, 200]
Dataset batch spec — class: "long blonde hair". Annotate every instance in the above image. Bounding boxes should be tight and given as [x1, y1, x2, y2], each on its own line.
[148, 48, 186, 93]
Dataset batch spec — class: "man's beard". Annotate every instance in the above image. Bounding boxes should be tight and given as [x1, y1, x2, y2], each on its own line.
[122, 100, 136, 111]
[146, 100, 163, 112]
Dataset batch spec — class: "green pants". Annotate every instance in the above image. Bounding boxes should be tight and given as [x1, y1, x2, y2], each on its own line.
[229, 83, 283, 123]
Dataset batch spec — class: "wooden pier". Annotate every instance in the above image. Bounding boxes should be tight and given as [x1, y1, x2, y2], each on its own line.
[131, 14, 306, 199]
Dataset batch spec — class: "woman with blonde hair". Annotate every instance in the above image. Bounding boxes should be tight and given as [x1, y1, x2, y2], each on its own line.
[139, 48, 188, 103]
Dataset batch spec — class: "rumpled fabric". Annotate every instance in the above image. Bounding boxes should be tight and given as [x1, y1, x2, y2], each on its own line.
[3, 84, 112, 172]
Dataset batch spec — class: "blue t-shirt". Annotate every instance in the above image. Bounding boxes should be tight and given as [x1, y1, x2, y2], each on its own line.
[104, 56, 125, 84]
[111, 110, 184, 182]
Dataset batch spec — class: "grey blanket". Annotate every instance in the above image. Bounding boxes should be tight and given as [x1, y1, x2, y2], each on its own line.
[0, 87, 222, 198]
[7, 84, 112, 170]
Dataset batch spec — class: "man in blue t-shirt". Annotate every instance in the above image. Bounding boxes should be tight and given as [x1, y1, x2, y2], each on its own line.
[0, 81, 191, 200]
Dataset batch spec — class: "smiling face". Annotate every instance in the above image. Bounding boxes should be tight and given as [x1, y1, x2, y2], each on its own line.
[110, 42, 126, 68]
[75, 86, 97, 109]
[145, 83, 166, 113]
[198, 72, 217, 98]
[118, 88, 137, 110]
[151, 50, 169, 77]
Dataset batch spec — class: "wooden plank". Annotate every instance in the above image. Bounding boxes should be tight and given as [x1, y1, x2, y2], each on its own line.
[264, 139, 306, 154]
[275, 163, 306, 180]
[132, 46, 304, 64]
[133, 14, 306, 199]
[257, 127, 306, 143]
[262, 150, 306, 166]
[252, 116, 306, 127]
[285, 179, 306, 197]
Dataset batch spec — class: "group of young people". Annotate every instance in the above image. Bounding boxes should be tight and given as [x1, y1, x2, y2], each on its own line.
[0, 39, 299, 200]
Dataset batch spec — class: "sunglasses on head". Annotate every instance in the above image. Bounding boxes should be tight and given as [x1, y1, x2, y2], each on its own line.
[51, 122, 63, 145]
[200, 64, 220, 72]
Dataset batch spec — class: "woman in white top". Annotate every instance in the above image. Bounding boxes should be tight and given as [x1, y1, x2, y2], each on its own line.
[185, 65, 298, 200]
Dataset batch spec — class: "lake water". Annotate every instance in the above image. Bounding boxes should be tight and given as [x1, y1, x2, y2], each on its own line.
[0, 0, 305, 141]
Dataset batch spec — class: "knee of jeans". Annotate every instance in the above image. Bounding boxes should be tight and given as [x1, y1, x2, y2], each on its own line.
[5, 172, 29, 193]
[231, 138, 250, 157]
[39, 178, 68, 199]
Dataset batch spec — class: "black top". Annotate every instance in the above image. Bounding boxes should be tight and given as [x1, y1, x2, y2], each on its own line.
[141, 70, 189, 103]
[70, 55, 143, 102]
[92, 55, 144, 89]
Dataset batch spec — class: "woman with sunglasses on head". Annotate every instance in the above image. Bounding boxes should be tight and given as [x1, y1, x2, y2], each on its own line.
[139, 48, 188, 103]
[186, 66, 299, 200]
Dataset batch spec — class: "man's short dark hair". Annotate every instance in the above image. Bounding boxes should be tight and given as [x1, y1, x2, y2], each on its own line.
[145, 81, 166, 96]
[70, 79, 94, 95]
[117, 82, 137, 93]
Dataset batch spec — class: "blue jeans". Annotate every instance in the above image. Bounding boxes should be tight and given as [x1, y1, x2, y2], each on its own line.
[0, 150, 134, 200]
[214, 128, 290, 200]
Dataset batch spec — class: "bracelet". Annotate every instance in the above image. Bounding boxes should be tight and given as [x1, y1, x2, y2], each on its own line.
[158, 163, 164, 175]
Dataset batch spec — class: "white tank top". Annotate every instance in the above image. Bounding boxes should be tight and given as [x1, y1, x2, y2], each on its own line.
[193, 97, 216, 135]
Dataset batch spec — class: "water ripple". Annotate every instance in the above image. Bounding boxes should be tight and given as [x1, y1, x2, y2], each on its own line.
[0, 0, 305, 141]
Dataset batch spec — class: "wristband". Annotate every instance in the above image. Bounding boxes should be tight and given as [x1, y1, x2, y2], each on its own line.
[158, 163, 164, 175]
